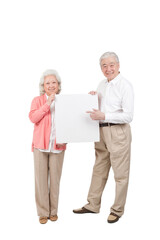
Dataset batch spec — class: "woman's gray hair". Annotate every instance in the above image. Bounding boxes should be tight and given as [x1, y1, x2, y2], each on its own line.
[39, 69, 61, 95]
[99, 52, 119, 65]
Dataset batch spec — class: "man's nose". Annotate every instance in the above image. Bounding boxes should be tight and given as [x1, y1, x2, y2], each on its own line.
[106, 67, 111, 72]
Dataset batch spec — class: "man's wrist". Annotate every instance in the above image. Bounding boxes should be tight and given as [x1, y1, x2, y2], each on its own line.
[101, 112, 105, 120]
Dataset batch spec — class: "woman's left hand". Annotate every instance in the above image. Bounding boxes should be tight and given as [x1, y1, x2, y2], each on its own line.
[56, 143, 66, 149]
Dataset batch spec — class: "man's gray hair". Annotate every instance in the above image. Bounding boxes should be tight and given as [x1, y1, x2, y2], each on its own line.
[99, 52, 119, 65]
[39, 69, 61, 95]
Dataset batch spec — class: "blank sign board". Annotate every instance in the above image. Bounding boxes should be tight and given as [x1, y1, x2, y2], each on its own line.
[55, 94, 100, 143]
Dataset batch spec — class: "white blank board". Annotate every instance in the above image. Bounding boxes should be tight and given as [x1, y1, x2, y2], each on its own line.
[55, 94, 100, 143]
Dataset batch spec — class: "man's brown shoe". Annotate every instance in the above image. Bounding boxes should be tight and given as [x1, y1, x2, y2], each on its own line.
[39, 216, 48, 224]
[73, 207, 96, 214]
[49, 215, 58, 221]
[107, 212, 120, 223]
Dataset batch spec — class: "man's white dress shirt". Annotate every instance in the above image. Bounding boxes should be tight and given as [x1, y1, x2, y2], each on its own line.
[97, 73, 134, 124]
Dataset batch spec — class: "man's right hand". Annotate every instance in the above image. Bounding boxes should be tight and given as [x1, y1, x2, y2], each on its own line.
[88, 91, 97, 95]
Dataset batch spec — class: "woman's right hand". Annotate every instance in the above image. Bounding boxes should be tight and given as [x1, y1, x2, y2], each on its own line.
[47, 94, 55, 105]
[88, 91, 97, 95]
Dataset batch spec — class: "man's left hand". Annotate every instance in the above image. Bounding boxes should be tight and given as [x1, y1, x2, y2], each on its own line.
[86, 109, 105, 120]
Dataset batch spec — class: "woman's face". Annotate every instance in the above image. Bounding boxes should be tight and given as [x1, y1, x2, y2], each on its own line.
[44, 75, 59, 96]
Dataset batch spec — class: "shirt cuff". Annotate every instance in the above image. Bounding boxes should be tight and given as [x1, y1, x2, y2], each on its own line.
[105, 112, 117, 123]
[105, 113, 111, 122]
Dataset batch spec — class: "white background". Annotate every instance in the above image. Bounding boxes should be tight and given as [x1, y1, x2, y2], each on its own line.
[0, 0, 160, 239]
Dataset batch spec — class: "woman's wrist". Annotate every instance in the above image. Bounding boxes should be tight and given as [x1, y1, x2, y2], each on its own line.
[47, 100, 51, 106]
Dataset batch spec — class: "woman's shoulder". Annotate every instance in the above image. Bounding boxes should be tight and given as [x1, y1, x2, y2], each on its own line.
[31, 94, 46, 105]
[32, 94, 46, 101]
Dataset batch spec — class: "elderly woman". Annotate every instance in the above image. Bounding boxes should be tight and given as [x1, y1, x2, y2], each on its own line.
[29, 69, 66, 224]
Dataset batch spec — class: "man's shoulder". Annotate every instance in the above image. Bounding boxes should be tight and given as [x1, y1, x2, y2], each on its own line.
[119, 75, 133, 89]
[118, 75, 134, 96]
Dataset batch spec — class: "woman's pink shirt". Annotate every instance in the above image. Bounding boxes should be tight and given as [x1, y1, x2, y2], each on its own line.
[29, 94, 66, 152]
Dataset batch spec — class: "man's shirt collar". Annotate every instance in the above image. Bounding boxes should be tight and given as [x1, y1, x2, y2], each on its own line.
[106, 73, 121, 85]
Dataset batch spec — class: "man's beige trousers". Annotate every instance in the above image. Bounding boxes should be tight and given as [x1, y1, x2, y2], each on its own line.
[33, 149, 64, 217]
[84, 124, 132, 217]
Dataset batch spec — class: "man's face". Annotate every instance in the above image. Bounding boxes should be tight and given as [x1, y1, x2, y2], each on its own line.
[100, 56, 120, 81]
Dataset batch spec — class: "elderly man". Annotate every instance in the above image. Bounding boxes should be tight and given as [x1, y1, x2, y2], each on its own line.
[73, 52, 134, 223]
